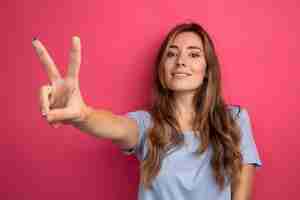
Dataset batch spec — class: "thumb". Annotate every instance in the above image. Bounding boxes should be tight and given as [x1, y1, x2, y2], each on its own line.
[46, 107, 79, 123]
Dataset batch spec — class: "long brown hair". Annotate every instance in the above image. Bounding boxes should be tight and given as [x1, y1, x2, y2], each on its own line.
[142, 22, 243, 191]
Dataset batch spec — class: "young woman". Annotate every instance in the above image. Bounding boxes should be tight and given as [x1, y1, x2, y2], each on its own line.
[33, 22, 262, 200]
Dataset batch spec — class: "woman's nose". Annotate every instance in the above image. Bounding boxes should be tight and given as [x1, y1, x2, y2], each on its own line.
[176, 54, 186, 67]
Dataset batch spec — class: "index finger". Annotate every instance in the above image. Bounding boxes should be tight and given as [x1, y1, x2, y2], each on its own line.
[32, 38, 62, 83]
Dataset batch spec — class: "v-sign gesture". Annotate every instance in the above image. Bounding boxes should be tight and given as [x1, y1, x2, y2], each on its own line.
[33, 36, 88, 128]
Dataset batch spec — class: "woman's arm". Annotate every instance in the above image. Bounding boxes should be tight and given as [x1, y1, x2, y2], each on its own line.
[73, 106, 139, 149]
[231, 164, 256, 200]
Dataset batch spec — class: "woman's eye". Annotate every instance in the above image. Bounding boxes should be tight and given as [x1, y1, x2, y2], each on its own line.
[190, 53, 200, 58]
[166, 52, 176, 57]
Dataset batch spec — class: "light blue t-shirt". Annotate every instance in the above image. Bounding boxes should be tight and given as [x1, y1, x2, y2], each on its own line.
[122, 105, 262, 200]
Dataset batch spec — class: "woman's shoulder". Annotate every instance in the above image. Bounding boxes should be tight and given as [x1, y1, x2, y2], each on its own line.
[226, 104, 244, 119]
[123, 109, 153, 127]
[126, 105, 248, 124]
[125, 109, 152, 119]
[128, 105, 244, 119]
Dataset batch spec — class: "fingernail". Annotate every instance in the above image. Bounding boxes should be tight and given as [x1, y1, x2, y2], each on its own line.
[42, 110, 47, 115]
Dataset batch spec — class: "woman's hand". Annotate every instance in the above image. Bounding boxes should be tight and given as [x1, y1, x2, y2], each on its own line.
[33, 36, 88, 128]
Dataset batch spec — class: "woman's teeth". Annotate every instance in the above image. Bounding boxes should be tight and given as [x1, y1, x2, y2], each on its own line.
[173, 73, 190, 78]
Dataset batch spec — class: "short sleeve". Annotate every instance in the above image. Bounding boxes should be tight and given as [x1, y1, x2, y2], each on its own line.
[233, 107, 262, 168]
[121, 110, 152, 161]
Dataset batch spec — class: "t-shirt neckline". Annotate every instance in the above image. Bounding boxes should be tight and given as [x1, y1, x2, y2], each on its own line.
[182, 130, 195, 135]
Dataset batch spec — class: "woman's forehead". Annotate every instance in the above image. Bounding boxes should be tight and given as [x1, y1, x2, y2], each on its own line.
[170, 32, 203, 49]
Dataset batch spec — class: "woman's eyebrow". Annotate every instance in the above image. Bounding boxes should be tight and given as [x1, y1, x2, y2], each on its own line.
[169, 45, 203, 51]
[187, 46, 203, 51]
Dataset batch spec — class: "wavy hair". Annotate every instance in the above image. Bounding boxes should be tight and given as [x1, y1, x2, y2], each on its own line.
[141, 22, 243, 191]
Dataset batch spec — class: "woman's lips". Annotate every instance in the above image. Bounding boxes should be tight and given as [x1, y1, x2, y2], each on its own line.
[172, 73, 191, 78]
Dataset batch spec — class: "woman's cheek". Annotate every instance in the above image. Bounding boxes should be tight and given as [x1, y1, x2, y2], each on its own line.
[165, 59, 175, 67]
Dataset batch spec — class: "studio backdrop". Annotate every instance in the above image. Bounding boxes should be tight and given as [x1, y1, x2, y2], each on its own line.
[2, 0, 300, 199]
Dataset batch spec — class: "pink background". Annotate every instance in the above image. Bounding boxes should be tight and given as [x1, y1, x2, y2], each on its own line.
[2, 0, 300, 199]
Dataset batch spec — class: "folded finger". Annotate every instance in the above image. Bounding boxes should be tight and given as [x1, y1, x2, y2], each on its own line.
[46, 107, 79, 123]
[39, 85, 52, 115]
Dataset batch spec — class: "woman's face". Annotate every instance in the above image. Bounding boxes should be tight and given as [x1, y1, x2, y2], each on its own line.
[163, 31, 207, 93]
